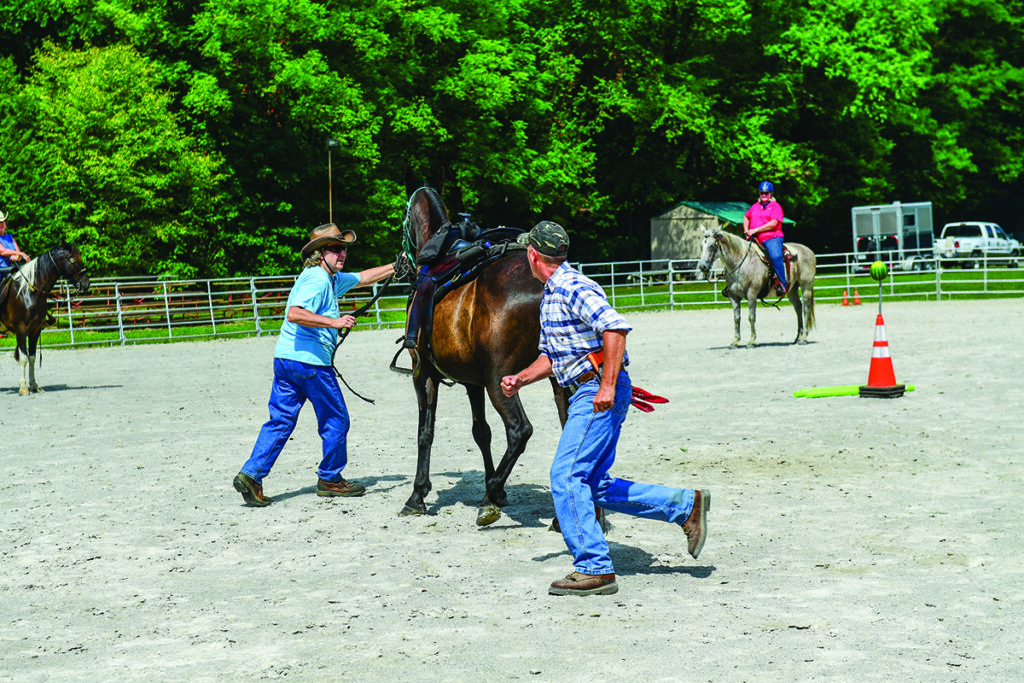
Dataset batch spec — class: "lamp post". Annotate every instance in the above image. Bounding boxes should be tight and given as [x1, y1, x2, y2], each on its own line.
[326, 138, 341, 222]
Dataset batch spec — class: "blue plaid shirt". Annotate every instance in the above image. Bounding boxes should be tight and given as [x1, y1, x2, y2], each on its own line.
[539, 262, 631, 386]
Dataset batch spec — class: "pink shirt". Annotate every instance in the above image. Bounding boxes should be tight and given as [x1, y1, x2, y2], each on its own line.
[745, 200, 785, 243]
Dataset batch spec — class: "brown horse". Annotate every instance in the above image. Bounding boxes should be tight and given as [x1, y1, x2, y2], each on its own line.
[0, 240, 90, 394]
[398, 185, 567, 526]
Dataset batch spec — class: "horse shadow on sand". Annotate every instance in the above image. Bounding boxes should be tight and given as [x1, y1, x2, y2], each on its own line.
[0, 383, 123, 395]
[707, 340, 818, 351]
[254, 473, 410, 504]
[431, 469, 557, 529]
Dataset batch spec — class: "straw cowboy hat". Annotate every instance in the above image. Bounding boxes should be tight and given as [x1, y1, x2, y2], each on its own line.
[301, 223, 357, 259]
[0, 210, 8, 221]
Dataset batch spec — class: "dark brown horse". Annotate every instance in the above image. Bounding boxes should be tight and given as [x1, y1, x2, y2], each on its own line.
[0, 240, 90, 394]
[398, 185, 567, 526]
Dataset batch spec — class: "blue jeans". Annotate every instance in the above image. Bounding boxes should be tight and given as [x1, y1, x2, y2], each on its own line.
[761, 236, 787, 289]
[240, 358, 351, 484]
[551, 372, 696, 575]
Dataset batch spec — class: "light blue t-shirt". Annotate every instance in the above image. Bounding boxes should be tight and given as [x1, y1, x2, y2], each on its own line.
[274, 267, 360, 366]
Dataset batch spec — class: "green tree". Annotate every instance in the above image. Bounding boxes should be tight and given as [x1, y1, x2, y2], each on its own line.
[13, 42, 230, 277]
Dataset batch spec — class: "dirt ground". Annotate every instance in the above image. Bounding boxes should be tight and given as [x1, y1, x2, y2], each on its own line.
[2, 298, 1022, 681]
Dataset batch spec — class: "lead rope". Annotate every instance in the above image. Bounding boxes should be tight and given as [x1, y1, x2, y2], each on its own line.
[330, 267, 399, 404]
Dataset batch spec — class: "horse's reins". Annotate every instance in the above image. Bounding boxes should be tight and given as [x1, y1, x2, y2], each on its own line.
[10, 250, 89, 294]
[10, 255, 48, 293]
[330, 269, 398, 404]
[710, 234, 755, 280]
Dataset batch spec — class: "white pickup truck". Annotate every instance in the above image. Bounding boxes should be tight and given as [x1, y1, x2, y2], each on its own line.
[936, 222, 1022, 268]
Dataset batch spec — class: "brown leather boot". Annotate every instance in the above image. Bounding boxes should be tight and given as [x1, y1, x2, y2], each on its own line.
[681, 489, 710, 559]
[233, 473, 270, 507]
[549, 571, 618, 596]
[316, 477, 366, 497]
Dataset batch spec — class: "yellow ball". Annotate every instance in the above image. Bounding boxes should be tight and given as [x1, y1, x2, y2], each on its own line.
[869, 260, 888, 281]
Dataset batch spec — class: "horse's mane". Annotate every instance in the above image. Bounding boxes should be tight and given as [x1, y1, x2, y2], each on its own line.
[716, 229, 749, 257]
[10, 259, 38, 297]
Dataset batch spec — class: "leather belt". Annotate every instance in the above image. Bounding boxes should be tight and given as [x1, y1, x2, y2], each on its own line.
[567, 370, 599, 396]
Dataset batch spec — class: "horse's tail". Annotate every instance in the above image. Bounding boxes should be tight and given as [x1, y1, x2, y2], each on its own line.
[806, 291, 815, 330]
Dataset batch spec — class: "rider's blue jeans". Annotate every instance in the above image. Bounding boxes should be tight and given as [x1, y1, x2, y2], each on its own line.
[240, 358, 351, 484]
[551, 371, 696, 575]
[762, 236, 788, 289]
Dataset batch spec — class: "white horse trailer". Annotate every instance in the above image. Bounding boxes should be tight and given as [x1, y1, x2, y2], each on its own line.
[851, 201, 934, 271]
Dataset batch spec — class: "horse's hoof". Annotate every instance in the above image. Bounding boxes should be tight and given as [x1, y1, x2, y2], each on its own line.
[476, 504, 501, 527]
[18, 387, 29, 396]
[797, 338, 808, 345]
[746, 342, 757, 348]
[730, 341, 740, 348]
[31, 385, 43, 393]
[399, 503, 426, 517]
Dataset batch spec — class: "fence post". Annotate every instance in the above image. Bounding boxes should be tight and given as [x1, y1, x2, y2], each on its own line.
[207, 280, 217, 334]
[638, 261, 646, 307]
[668, 261, 676, 310]
[251, 278, 262, 334]
[63, 284, 76, 346]
[115, 283, 126, 346]
[162, 282, 173, 340]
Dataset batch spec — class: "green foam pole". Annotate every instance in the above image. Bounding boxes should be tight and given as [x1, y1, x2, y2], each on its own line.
[794, 384, 916, 398]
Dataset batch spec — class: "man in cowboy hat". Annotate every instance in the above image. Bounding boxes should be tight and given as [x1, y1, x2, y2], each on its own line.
[233, 223, 395, 507]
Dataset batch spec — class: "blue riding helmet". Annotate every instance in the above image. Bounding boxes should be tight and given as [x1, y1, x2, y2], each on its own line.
[758, 181, 774, 193]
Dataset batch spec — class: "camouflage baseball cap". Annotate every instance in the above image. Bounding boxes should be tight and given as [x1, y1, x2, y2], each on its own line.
[519, 220, 569, 257]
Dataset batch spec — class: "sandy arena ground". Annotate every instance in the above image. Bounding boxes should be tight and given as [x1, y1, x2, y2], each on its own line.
[2, 298, 1022, 681]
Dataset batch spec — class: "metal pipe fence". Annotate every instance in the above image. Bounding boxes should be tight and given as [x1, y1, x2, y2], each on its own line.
[4, 251, 1021, 351]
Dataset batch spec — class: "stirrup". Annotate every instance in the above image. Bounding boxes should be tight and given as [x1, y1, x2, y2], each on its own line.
[389, 341, 416, 376]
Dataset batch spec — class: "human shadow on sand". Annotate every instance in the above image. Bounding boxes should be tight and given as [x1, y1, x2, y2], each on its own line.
[531, 545, 714, 578]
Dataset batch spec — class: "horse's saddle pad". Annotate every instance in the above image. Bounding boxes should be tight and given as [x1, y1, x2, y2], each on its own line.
[424, 227, 526, 307]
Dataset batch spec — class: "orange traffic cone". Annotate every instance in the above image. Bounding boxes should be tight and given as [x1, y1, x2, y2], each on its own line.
[853, 289, 862, 305]
[842, 290, 849, 306]
[859, 314, 905, 398]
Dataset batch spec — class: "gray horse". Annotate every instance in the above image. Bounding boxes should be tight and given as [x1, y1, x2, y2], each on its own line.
[696, 228, 816, 346]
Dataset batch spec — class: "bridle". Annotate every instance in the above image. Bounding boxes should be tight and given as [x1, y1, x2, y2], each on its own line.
[11, 246, 89, 294]
[52, 245, 90, 293]
[702, 232, 753, 281]
[398, 186, 450, 284]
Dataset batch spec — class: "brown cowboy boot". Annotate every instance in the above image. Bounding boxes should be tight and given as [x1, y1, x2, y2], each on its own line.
[549, 571, 618, 596]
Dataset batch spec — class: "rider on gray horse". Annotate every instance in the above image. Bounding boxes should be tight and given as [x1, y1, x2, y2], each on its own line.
[742, 181, 787, 296]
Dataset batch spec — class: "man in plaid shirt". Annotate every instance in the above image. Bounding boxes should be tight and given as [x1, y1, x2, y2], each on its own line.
[502, 221, 710, 596]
